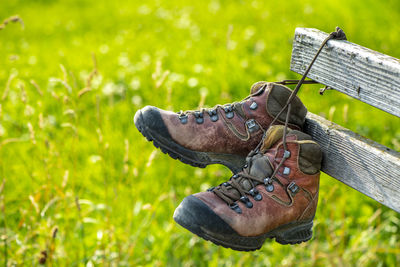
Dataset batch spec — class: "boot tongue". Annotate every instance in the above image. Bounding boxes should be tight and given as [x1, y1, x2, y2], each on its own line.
[227, 153, 274, 199]
[237, 125, 285, 193]
[221, 125, 287, 200]
[250, 81, 268, 94]
[248, 154, 274, 178]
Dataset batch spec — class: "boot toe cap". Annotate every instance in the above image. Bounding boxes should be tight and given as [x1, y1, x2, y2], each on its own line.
[173, 195, 236, 236]
[134, 106, 171, 138]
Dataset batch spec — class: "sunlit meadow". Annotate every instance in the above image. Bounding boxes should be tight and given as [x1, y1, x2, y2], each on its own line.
[1, 0, 399, 266]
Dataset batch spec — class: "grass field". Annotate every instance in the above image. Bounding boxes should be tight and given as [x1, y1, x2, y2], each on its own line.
[1, 0, 400, 266]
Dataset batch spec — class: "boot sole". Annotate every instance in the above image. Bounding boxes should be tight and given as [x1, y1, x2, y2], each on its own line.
[174, 195, 313, 251]
[134, 109, 246, 173]
[198, 220, 313, 251]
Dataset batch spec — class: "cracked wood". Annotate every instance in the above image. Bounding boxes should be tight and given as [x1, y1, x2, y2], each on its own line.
[291, 27, 400, 117]
[304, 112, 400, 212]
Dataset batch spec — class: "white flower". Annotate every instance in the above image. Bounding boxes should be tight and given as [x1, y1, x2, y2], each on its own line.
[188, 77, 199, 87]
[130, 78, 141, 90]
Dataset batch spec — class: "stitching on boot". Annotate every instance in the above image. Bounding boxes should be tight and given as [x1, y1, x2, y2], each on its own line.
[270, 194, 293, 206]
[300, 187, 313, 202]
[273, 138, 321, 177]
[297, 141, 322, 176]
[220, 111, 262, 141]
[298, 190, 319, 221]
[221, 116, 250, 141]
[264, 156, 295, 207]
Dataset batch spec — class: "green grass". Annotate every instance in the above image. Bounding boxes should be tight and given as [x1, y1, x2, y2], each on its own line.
[1, 0, 400, 265]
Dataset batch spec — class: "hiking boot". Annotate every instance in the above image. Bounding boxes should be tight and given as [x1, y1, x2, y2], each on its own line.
[173, 125, 322, 251]
[134, 82, 307, 173]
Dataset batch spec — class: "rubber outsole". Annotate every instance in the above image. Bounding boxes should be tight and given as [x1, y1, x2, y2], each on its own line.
[174, 195, 313, 251]
[134, 108, 246, 173]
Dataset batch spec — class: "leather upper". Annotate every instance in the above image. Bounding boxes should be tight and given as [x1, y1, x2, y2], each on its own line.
[194, 134, 320, 237]
[160, 83, 307, 155]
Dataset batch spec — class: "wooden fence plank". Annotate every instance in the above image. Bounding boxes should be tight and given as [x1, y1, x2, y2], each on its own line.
[304, 112, 400, 212]
[291, 28, 400, 118]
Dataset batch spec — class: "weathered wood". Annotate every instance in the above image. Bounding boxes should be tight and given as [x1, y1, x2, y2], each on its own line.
[304, 112, 400, 212]
[291, 28, 400, 118]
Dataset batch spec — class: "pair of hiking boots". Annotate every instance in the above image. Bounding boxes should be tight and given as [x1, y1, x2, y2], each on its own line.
[134, 81, 322, 251]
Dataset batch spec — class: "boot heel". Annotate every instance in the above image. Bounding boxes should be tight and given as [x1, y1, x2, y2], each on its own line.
[274, 220, 313, 245]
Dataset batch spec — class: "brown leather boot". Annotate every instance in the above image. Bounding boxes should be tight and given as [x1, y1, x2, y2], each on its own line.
[173, 125, 322, 251]
[134, 82, 307, 173]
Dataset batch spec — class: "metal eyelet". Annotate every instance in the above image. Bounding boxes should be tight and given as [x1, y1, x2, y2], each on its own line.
[194, 111, 204, 124]
[178, 114, 188, 124]
[283, 150, 291, 159]
[224, 105, 234, 119]
[250, 101, 258, 110]
[232, 174, 239, 179]
[222, 182, 230, 187]
[283, 167, 291, 175]
[224, 105, 232, 112]
[263, 177, 272, 185]
[229, 203, 242, 214]
[266, 184, 274, 192]
[249, 188, 263, 201]
[249, 188, 258, 196]
[254, 193, 263, 201]
[208, 109, 218, 122]
[264, 177, 274, 192]
[246, 119, 259, 133]
[288, 181, 300, 195]
[207, 187, 215, 192]
[240, 196, 253, 208]
[208, 109, 217, 115]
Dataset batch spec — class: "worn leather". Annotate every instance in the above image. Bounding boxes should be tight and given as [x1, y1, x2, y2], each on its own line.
[194, 134, 320, 237]
[160, 83, 307, 155]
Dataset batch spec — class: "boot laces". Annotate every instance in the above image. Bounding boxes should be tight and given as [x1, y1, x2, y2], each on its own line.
[176, 81, 275, 123]
[212, 27, 347, 211]
[176, 88, 260, 124]
[177, 102, 239, 116]
[212, 154, 268, 205]
[212, 146, 289, 211]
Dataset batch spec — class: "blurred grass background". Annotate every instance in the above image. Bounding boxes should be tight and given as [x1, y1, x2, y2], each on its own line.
[1, 0, 400, 266]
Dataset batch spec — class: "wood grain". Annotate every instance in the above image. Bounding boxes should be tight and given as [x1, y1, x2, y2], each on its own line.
[304, 112, 400, 212]
[291, 28, 400, 118]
